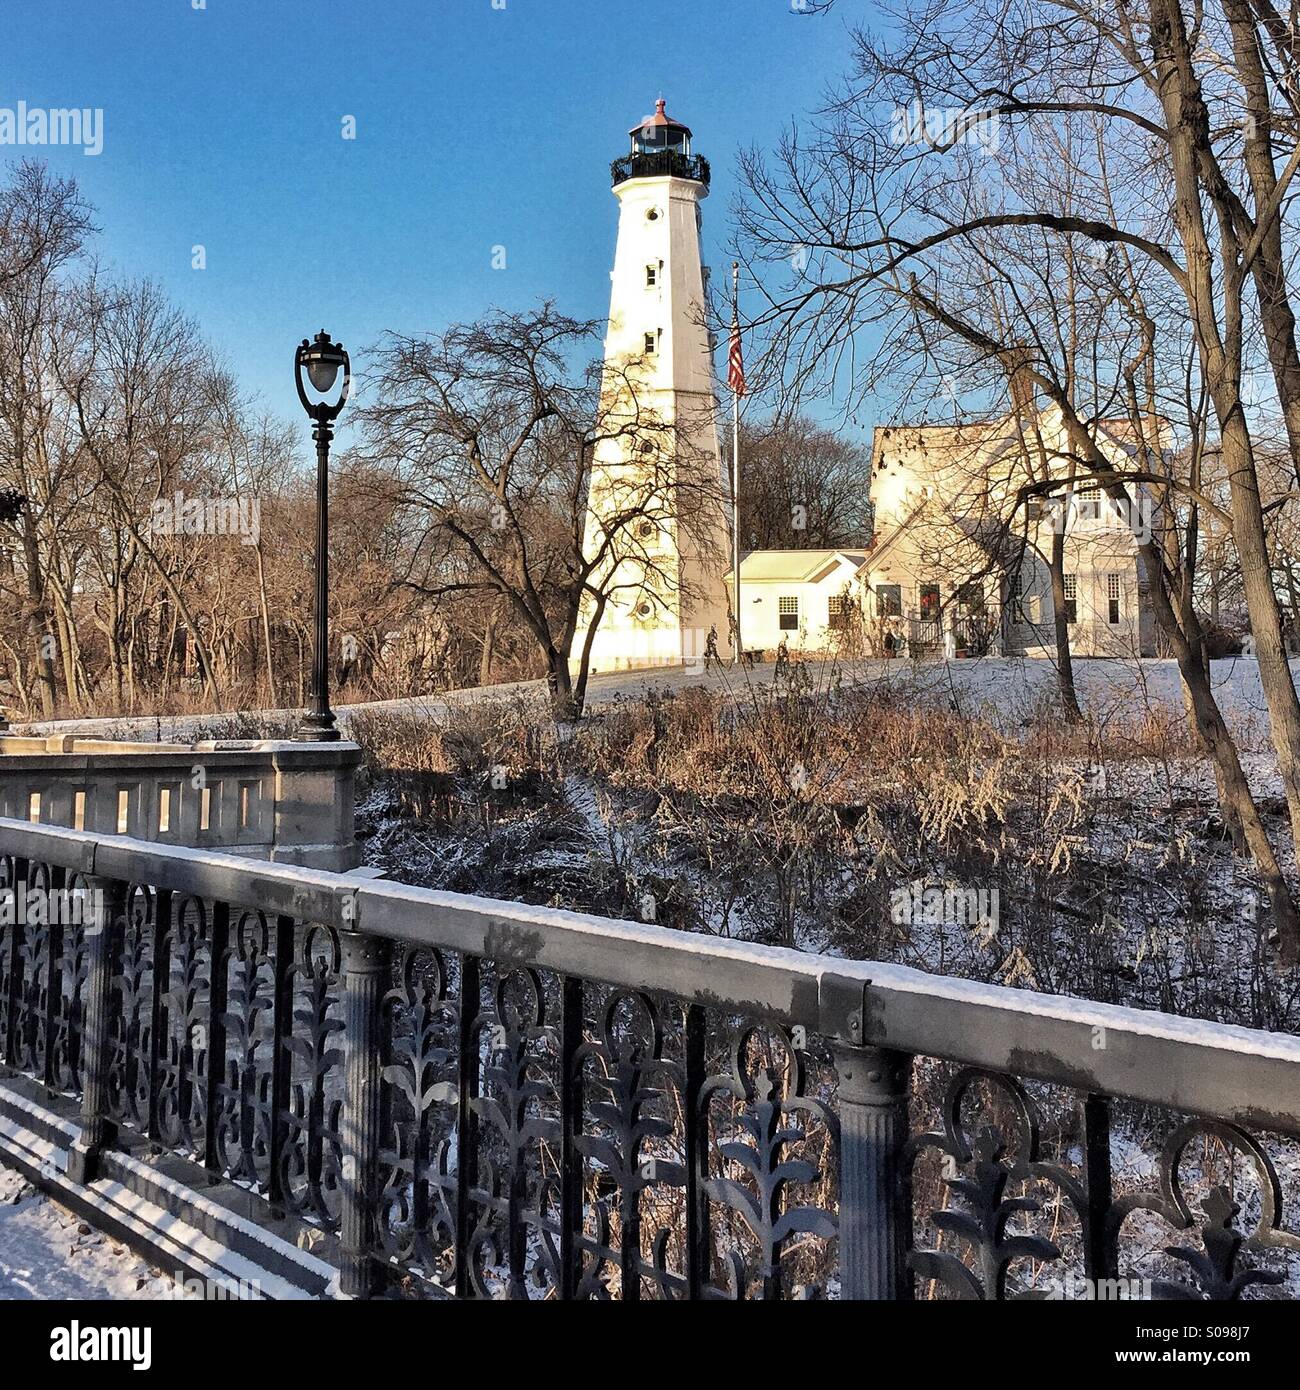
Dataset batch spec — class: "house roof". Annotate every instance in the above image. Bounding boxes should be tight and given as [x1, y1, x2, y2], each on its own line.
[870, 419, 1007, 471]
[871, 409, 1168, 474]
[725, 549, 869, 583]
[863, 505, 925, 570]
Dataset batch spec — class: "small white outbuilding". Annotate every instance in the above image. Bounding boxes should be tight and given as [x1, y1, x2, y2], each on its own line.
[724, 549, 870, 655]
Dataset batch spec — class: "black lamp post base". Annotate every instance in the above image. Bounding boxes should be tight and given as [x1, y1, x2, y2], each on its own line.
[295, 711, 342, 743]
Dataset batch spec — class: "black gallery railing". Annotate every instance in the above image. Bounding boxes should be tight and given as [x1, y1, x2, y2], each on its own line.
[611, 151, 711, 187]
[1, 816, 1298, 1299]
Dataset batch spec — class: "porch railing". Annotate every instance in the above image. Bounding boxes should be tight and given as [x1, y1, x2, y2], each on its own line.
[1, 814, 1298, 1299]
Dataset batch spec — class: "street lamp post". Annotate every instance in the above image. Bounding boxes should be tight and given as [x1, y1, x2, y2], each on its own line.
[294, 330, 350, 743]
[0, 486, 28, 736]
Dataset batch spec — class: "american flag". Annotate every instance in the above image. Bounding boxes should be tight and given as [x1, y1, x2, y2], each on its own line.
[727, 314, 745, 397]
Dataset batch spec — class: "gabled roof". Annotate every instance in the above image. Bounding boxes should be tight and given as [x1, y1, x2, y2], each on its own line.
[725, 549, 869, 583]
[864, 504, 926, 569]
[871, 408, 1167, 472]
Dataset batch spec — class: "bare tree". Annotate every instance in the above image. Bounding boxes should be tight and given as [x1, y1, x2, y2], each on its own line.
[358, 304, 725, 717]
[57, 276, 224, 706]
[734, 2, 1300, 955]
[738, 415, 873, 549]
[0, 160, 94, 715]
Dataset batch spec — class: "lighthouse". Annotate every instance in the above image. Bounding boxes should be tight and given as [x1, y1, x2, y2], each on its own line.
[575, 99, 730, 674]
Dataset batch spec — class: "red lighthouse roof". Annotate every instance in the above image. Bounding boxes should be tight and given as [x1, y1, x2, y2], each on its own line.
[630, 97, 692, 139]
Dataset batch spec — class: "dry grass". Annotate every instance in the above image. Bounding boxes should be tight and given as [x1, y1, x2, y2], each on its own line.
[350, 673, 1296, 1032]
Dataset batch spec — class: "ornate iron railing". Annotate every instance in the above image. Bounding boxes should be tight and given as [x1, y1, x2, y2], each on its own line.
[611, 151, 711, 188]
[1, 815, 1298, 1299]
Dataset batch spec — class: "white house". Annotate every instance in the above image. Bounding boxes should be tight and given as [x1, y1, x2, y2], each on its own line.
[724, 550, 869, 655]
[862, 407, 1163, 658]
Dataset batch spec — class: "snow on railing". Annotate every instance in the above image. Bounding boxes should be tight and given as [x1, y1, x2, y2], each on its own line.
[1, 816, 1297, 1300]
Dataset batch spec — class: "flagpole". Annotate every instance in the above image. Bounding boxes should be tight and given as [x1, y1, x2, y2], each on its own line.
[731, 261, 742, 666]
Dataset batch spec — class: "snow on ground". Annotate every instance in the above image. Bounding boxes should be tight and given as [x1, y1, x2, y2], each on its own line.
[0, 1164, 195, 1300]
[15, 655, 1295, 749]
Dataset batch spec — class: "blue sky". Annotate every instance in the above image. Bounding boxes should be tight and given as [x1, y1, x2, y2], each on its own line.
[2, 0, 864, 442]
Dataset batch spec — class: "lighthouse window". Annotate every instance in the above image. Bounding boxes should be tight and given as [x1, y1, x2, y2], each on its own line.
[644, 332, 657, 355]
[646, 207, 660, 222]
[645, 264, 658, 287]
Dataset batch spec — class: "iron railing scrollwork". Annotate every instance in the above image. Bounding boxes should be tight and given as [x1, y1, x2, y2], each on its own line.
[0, 818, 1297, 1300]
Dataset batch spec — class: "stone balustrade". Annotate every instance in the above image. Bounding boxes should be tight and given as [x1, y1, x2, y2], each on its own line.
[0, 736, 360, 871]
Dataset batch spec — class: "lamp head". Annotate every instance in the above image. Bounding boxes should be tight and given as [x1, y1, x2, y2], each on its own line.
[295, 330, 351, 421]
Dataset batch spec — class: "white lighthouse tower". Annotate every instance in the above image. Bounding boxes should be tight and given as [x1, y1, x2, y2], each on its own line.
[575, 99, 730, 674]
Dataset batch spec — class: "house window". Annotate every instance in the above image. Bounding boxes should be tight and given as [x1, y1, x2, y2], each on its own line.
[778, 595, 799, 631]
[828, 595, 848, 630]
[646, 264, 658, 287]
[1013, 566, 1033, 622]
[1012, 569, 1040, 625]
[644, 331, 657, 355]
[1063, 574, 1077, 625]
[1107, 572, 1122, 624]
[876, 583, 901, 618]
[919, 583, 941, 622]
[956, 581, 983, 617]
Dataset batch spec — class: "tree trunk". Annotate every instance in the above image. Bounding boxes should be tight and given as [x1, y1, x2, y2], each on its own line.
[1219, 409, 1300, 840]
[546, 646, 578, 721]
[20, 516, 57, 717]
[1047, 529, 1083, 722]
[255, 542, 276, 706]
[1222, 0, 1300, 486]
[1180, 625, 1296, 959]
[1150, 0, 1300, 850]
[571, 590, 609, 719]
[479, 598, 500, 688]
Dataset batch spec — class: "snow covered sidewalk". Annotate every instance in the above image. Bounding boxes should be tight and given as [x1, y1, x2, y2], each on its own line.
[0, 1165, 195, 1300]
[16, 655, 1298, 748]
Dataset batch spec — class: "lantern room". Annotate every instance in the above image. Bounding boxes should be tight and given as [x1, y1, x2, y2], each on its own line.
[612, 97, 710, 189]
[630, 98, 692, 156]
